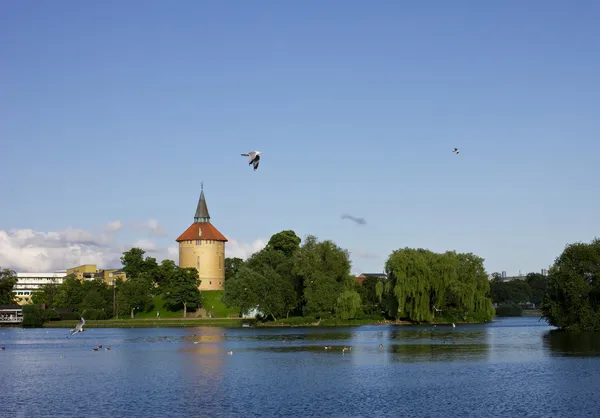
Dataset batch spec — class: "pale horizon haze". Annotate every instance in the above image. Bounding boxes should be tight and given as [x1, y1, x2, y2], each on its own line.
[1, 1, 599, 276]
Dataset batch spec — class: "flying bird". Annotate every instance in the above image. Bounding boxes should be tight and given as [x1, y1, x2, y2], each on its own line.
[341, 214, 366, 225]
[69, 317, 85, 336]
[241, 151, 261, 171]
[452, 148, 460, 154]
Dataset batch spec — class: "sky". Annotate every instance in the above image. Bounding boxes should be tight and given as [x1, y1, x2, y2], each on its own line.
[1, 1, 599, 276]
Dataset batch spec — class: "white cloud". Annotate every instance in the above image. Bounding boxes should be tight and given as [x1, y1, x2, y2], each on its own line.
[132, 239, 158, 252]
[225, 238, 267, 260]
[0, 225, 265, 272]
[138, 219, 168, 237]
[105, 220, 123, 232]
[0, 228, 122, 272]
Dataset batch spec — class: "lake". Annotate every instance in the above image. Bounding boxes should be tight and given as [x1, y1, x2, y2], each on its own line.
[1, 316, 600, 417]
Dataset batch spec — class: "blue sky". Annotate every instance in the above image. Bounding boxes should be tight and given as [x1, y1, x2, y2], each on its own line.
[1, 0, 599, 275]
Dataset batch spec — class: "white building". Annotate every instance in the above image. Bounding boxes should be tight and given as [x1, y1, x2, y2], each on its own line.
[13, 272, 68, 305]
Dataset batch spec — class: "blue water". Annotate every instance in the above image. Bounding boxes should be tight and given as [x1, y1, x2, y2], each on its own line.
[1, 317, 600, 417]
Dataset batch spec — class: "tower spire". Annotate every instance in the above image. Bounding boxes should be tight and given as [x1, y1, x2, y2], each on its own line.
[194, 182, 210, 223]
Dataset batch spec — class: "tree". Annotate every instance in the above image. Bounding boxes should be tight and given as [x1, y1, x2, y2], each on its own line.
[224, 257, 244, 281]
[31, 280, 60, 308]
[120, 248, 159, 282]
[0, 268, 17, 305]
[526, 272, 548, 305]
[222, 266, 261, 317]
[266, 230, 301, 257]
[54, 275, 85, 308]
[291, 235, 353, 317]
[336, 290, 362, 320]
[355, 276, 384, 316]
[541, 238, 600, 332]
[157, 259, 179, 288]
[117, 276, 154, 319]
[223, 248, 297, 320]
[383, 248, 494, 322]
[162, 267, 202, 317]
[490, 277, 531, 305]
[22, 304, 45, 327]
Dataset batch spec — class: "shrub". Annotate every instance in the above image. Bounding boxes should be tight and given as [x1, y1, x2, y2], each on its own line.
[22, 304, 46, 327]
[84, 309, 108, 320]
[59, 311, 81, 321]
[44, 310, 61, 321]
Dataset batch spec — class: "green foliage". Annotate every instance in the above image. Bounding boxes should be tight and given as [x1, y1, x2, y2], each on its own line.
[31, 280, 60, 308]
[291, 235, 353, 317]
[266, 230, 301, 257]
[224, 244, 299, 320]
[161, 267, 202, 317]
[224, 257, 244, 281]
[335, 290, 362, 320]
[490, 275, 532, 305]
[120, 248, 159, 282]
[0, 267, 17, 305]
[495, 303, 523, 317]
[44, 309, 61, 321]
[54, 275, 86, 309]
[84, 308, 109, 320]
[384, 248, 494, 322]
[526, 273, 548, 305]
[354, 277, 386, 317]
[117, 276, 154, 319]
[22, 304, 46, 327]
[58, 311, 81, 320]
[541, 238, 600, 332]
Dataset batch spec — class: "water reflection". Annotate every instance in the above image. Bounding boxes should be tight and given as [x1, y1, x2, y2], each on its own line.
[3, 318, 600, 417]
[388, 342, 489, 363]
[543, 329, 600, 357]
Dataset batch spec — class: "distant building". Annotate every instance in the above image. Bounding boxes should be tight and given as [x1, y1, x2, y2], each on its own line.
[66, 264, 126, 285]
[488, 268, 550, 282]
[0, 305, 23, 324]
[13, 272, 68, 305]
[176, 184, 228, 291]
[355, 273, 387, 285]
[13, 265, 126, 305]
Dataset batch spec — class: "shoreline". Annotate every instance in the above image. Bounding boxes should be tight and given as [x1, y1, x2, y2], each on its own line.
[30, 311, 543, 329]
[36, 317, 514, 329]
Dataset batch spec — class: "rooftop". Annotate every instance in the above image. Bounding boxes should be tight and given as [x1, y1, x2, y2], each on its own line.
[176, 222, 228, 242]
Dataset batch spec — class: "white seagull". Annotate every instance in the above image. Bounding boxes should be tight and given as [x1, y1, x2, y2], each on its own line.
[70, 317, 86, 336]
[241, 151, 262, 171]
[452, 148, 460, 154]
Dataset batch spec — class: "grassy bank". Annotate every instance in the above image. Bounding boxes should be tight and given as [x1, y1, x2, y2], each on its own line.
[131, 291, 239, 319]
[521, 309, 543, 317]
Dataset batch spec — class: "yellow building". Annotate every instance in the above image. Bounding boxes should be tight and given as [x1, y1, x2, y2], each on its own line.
[176, 184, 227, 291]
[66, 264, 126, 284]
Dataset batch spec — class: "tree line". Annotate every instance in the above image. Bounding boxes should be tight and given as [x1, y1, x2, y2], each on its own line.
[222, 231, 497, 323]
[489, 271, 548, 316]
[4, 248, 203, 321]
[2, 232, 598, 330]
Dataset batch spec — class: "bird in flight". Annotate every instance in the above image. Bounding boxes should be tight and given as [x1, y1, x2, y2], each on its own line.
[241, 151, 261, 171]
[452, 148, 460, 154]
[69, 317, 85, 336]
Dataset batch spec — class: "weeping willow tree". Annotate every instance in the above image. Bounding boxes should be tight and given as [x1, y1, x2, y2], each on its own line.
[383, 248, 494, 322]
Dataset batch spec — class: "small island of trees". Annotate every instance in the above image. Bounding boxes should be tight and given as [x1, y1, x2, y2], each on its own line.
[223, 231, 497, 324]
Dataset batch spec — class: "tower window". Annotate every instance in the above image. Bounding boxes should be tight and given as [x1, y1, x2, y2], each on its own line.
[209, 281, 212, 285]
[196, 240, 201, 246]
[197, 256, 200, 269]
